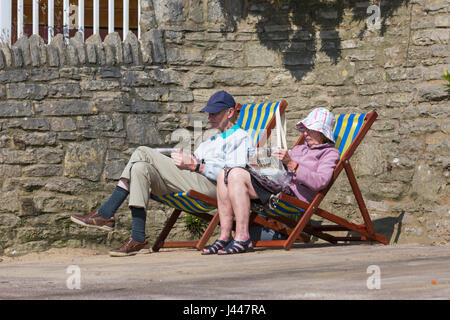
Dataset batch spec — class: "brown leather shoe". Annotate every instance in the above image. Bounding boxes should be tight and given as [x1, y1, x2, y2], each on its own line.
[109, 238, 149, 257]
[70, 210, 115, 232]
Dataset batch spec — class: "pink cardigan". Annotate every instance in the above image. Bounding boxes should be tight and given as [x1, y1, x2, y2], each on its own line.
[288, 142, 340, 203]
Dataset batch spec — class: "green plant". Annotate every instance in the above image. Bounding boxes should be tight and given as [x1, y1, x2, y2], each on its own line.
[442, 70, 450, 93]
[184, 214, 208, 238]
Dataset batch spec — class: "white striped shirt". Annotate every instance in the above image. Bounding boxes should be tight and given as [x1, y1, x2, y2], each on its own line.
[194, 124, 253, 181]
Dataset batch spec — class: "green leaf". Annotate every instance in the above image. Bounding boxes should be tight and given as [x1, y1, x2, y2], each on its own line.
[184, 214, 207, 238]
[442, 70, 450, 93]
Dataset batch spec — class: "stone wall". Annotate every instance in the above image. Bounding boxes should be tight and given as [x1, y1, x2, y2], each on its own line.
[0, 0, 449, 255]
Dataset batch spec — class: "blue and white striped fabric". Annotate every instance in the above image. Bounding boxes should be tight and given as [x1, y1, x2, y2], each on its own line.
[152, 192, 216, 214]
[253, 198, 306, 222]
[236, 102, 281, 147]
[333, 113, 366, 158]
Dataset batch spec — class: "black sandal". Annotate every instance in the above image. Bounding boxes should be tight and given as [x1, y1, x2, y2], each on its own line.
[201, 239, 232, 255]
[217, 239, 253, 255]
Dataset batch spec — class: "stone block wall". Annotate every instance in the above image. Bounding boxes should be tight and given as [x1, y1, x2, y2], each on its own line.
[0, 0, 449, 255]
[0, 30, 203, 255]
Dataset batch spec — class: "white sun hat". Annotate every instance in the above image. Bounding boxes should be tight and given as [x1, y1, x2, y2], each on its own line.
[296, 107, 336, 143]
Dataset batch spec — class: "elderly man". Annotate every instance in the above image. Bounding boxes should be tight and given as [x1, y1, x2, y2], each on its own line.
[71, 91, 253, 257]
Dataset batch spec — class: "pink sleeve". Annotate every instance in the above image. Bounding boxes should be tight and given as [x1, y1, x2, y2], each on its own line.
[294, 149, 340, 192]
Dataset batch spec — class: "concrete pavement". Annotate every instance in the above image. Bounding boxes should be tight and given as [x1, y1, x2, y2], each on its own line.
[0, 244, 449, 300]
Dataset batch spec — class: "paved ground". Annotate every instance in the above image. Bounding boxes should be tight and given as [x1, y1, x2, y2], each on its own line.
[0, 244, 449, 300]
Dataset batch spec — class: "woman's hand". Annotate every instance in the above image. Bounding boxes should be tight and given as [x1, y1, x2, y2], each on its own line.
[273, 149, 291, 165]
[171, 151, 197, 171]
[273, 149, 298, 172]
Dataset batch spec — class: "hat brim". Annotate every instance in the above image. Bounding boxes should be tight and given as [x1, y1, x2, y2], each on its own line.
[296, 122, 307, 132]
[201, 105, 223, 113]
[201, 105, 234, 113]
[296, 121, 335, 143]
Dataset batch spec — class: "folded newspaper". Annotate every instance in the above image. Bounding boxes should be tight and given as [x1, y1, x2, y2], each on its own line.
[247, 147, 291, 186]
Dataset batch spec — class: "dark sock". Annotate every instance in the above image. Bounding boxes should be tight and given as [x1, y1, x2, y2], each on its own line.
[98, 186, 129, 219]
[131, 207, 147, 243]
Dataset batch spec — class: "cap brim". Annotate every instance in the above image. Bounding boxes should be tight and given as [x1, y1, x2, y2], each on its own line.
[201, 105, 222, 113]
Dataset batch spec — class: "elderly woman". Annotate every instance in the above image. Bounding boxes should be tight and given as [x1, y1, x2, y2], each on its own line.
[202, 107, 341, 255]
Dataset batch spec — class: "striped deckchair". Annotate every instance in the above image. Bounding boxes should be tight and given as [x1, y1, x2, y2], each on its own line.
[152, 192, 216, 215]
[203, 110, 388, 250]
[151, 100, 289, 252]
[236, 101, 284, 147]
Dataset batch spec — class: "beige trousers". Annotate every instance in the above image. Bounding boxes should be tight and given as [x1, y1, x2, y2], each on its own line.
[120, 146, 217, 209]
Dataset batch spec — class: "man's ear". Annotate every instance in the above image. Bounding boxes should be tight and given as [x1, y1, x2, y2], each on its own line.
[228, 107, 236, 120]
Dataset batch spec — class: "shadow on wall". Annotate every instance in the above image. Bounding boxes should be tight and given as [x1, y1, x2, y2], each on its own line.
[217, 0, 411, 81]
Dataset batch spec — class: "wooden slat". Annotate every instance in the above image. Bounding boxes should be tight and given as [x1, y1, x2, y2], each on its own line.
[188, 211, 215, 222]
[162, 241, 198, 248]
[332, 237, 367, 242]
[283, 194, 324, 250]
[251, 214, 310, 243]
[310, 225, 352, 232]
[152, 209, 182, 252]
[344, 161, 376, 236]
[254, 240, 286, 247]
[313, 202, 388, 244]
[303, 226, 338, 244]
[196, 211, 221, 250]
[188, 190, 218, 207]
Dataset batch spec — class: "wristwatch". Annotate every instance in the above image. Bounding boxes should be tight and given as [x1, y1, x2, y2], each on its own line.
[290, 162, 299, 174]
[195, 163, 201, 172]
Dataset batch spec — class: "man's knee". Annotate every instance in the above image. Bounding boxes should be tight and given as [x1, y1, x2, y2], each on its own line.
[131, 146, 158, 163]
[133, 146, 149, 155]
[130, 161, 150, 177]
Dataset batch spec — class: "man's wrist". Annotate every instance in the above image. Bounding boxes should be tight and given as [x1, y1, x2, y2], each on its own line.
[190, 160, 198, 172]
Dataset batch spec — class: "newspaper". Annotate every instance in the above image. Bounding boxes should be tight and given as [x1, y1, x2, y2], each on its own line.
[247, 147, 291, 186]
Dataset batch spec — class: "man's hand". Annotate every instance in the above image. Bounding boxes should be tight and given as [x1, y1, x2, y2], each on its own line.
[171, 151, 197, 171]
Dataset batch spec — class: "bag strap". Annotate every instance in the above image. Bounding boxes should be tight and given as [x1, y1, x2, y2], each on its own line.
[275, 104, 287, 149]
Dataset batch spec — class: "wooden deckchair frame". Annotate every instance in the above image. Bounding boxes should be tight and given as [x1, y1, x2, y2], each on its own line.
[152, 100, 290, 252]
[195, 110, 388, 251]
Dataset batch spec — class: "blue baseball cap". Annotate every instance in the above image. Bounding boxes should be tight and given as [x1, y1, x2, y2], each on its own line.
[200, 90, 236, 114]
